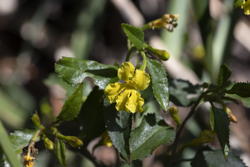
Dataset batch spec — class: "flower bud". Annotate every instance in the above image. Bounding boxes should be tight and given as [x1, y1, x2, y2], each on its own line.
[31, 113, 44, 129]
[147, 46, 170, 60]
[43, 137, 54, 150]
[168, 106, 181, 127]
[64, 136, 83, 148]
[224, 107, 237, 123]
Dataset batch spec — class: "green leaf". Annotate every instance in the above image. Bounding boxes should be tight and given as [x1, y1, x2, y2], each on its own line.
[9, 130, 35, 154]
[104, 106, 130, 160]
[217, 64, 231, 87]
[227, 82, 250, 97]
[147, 59, 169, 110]
[55, 57, 117, 89]
[169, 79, 203, 107]
[129, 119, 175, 160]
[77, 87, 105, 142]
[203, 150, 247, 167]
[54, 139, 66, 167]
[0, 121, 22, 167]
[57, 84, 84, 122]
[212, 107, 230, 156]
[121, 24, 145, 50]
[226, 94, 250, 108]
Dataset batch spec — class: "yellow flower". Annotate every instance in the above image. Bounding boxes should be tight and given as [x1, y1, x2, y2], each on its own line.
[104, 62, 150, 113]
[23, 155, 35, 167]
[241, 0, 250, 15]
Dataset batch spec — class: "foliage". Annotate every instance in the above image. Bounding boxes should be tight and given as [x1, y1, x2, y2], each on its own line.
[0, 6, 250, 167]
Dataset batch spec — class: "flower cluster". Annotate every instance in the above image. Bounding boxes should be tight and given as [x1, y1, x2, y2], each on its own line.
[148, 14, 178, 32]
[104, 62, 150, 113]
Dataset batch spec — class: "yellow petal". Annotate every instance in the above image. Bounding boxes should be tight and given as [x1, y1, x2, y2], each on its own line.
[115, 89, 144, 113]
[104, 82, 125, 103]
[118, 62, 135, 81]
[129, 69, 150, 90]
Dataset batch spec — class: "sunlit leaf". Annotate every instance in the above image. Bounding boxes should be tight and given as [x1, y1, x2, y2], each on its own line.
[147, 59, 169, 110]
[129, 118, 175, 160]
[55, 57, 117, 89]
[57, 84, 84, 122]
[121, 24, 146, 50]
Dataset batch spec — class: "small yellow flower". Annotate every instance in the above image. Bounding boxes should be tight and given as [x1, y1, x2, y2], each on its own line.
[105, 62, 150, 113]
[241, 0, 250, 15]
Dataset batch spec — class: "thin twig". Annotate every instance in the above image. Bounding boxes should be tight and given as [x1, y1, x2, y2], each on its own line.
[171, 93, 204, 155]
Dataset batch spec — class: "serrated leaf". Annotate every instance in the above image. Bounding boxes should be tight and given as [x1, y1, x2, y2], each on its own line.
[54, 139, 66, 167]
[55, 57, 117, 89]
[212, 107, 230, 156]
[77, 87, 105, 142]
[104, 106, 130, 160]
[147, 59, 169, 110]
[227, 82, 250, 97]
[9, 130, 35, 153]
[121, 24, 145, 50]
[0, 121, 22, 167]
[169, 79, 203, 107]
[129, 119, 175, 160]
[203, 150, 247, 167]
[217, 64, 231, 87]
[57, 84, 84, 122]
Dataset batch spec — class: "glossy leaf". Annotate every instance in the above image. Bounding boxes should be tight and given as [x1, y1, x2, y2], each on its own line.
[204, 150, 247, 167]
[121, 24, 145, 50]
[217, 64, 231, 87]
[212, 107, 230, 156]
[57, 84, 84, 122]
[169, 79, 202, 107]
[55, 57, 117, 89]
[54, 139, 66, 167]
[129, 119, 175, 160]
[77, 87, 105, 142]
[147, 59, 169, 110]
[0, 121, 22, 167]
[104, 106, 130, 160]
[227, 82, 250, 97]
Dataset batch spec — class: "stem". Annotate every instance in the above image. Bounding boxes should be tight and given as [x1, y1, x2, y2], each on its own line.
[126, 47, 136, 61]
[27, 129, 42, 156]
[139, 52, 147, 71]
[171, 93, 204, 155]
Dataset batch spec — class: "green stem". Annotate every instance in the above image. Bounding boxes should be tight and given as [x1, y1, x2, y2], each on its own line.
[125, 47, 136, 61]
[139, 52, 147, 71]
